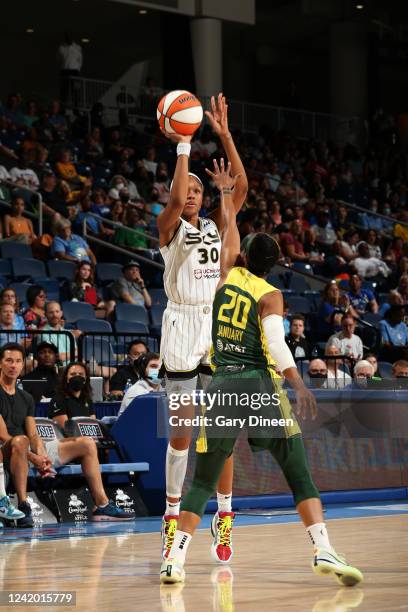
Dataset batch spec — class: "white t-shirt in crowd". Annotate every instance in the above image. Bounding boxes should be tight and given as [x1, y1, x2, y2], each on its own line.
[9, 167, 39, 188]
[353, 257, 390, 278]
[326, 332, 363, 360]
[0, 166, 11, 181]
[118, 379, 158, 416]
[324, 369, 352, 389]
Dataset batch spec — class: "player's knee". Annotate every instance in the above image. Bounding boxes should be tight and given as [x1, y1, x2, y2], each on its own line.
[11, 435, 29, 453]
[291, 474, 320, 506]
[169, 438, 191, 451]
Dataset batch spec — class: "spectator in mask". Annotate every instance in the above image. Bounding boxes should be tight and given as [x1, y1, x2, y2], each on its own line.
[118, 352, 161, 416]
[307, 359, 328, 388]
[346, 360, 375, 389]
[109, 340, 148, 397]
[48, 362, 94, 426]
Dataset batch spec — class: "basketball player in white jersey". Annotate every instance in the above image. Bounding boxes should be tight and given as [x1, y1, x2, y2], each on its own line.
[158, 94, 248, 562]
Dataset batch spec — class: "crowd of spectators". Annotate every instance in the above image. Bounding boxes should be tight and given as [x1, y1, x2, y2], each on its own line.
[0, 91, 407, 394]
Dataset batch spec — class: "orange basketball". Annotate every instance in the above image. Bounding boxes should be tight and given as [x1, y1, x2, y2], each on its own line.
[157, 90, 203, 136]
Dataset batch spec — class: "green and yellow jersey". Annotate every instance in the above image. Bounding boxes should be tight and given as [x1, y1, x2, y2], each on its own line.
[211, 267, 279, 374]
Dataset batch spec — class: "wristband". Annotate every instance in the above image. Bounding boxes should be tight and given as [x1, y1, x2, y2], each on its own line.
[177, 142, 191, 157]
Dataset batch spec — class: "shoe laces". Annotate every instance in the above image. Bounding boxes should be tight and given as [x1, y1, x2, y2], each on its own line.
[165, 517, 178, 551]
[217, 515, 233, 547]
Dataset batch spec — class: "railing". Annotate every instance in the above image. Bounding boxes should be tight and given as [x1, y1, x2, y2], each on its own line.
[78, 331, 160, 382]
[0, 329, 76, 376]
[66, 76, 363, 142]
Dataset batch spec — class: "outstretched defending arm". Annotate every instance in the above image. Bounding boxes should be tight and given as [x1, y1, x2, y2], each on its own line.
[157, 132, 192, 247]
[258, 290, 317, 421]
[206, 94, 248, 227]
[205, 158, 241, 288]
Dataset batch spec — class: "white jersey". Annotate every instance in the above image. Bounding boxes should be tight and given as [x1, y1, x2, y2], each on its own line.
[160, 217, 221, 305]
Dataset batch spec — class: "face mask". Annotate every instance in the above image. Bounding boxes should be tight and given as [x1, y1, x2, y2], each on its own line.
[115, 182, 125, 191]
[68, 375, 86, 392]
[308, 373, 326, 388]
[384, 208, 391, 215]
[147, 367, 162, 385]
[355, 375, 370, 388]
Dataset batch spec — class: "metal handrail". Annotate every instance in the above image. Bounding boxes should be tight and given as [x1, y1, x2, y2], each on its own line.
[85, 211, 160, 243]
[85, 234, 164, 270]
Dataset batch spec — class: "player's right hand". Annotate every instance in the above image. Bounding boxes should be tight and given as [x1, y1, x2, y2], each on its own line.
[159, 127, 192, 144]
[295, 386, 317, 421]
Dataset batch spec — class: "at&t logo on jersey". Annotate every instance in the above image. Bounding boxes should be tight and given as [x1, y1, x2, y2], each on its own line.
[216, 339, 246, 354]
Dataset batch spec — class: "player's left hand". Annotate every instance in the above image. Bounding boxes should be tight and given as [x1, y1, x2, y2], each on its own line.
[205, 93, 230, 138]
[295, 386, 317, 421]
[205, 158, 241, 191]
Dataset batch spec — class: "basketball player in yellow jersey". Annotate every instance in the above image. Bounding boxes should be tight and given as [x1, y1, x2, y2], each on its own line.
[157, 94, 248, 562]
[160, 159, 363, 587]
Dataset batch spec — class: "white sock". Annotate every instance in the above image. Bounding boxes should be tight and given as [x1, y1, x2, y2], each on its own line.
[165, 500, 180, 516]
[169, 530, 192, 565]
[0, 464, 6, 498]
[217, 492, 232, 513]
[307, 523, 332, 551]
[166, 445, 189, 500]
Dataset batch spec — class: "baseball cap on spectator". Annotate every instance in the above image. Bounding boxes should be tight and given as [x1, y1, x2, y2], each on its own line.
[35, 341, 58, 356]
[122, 260, 140, 272]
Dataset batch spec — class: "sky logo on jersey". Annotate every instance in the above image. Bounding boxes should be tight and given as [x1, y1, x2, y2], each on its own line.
[194, 268, 220, 279]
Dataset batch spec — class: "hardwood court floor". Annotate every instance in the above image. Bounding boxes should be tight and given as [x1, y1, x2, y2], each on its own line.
[0, 515, 406, 612]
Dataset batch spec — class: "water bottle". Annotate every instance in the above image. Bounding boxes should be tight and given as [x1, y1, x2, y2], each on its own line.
[124, 379, 132, 393]
[16, 379, 24, 391]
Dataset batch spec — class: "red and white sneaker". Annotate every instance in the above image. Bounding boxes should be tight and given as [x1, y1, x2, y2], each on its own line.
[161, 514, 179, 560]
[210, 511, 235, 564]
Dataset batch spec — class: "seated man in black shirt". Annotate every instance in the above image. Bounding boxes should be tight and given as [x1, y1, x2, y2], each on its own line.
[286, 314, 310, 360]
[109, 340, 148, 397]
[21, 341, 59, 402]
[48, 362, 96, 427]
[0, 345, 132, 526]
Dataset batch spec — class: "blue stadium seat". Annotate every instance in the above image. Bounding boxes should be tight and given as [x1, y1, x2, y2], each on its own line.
[1, 242, 32, 259]
[96, 263, 123, 284]
[12, 258, 47, 281]
[34, 278, 60, 301]
[0, 260, 11, 278]
[76, 319, 112, 333]
[115, 320, 150, 335]
[150, 303, 165, 327]
[62, 301, 96, 323]
[81, 336, 116, 366]
[362, 312, 382, 327]
[115, 303, 149, 325]
[286, 296, 311, 314]
[378, 361, 393, 379]
[149, 288, 167, 306]
[47, 260, 76, 281]
[10, 282, 32, 303]
[266, 274, 285, 290]
[288, 275, 311, 293]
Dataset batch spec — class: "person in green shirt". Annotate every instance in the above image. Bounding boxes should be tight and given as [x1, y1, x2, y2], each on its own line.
[113, 207, 149, 250]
